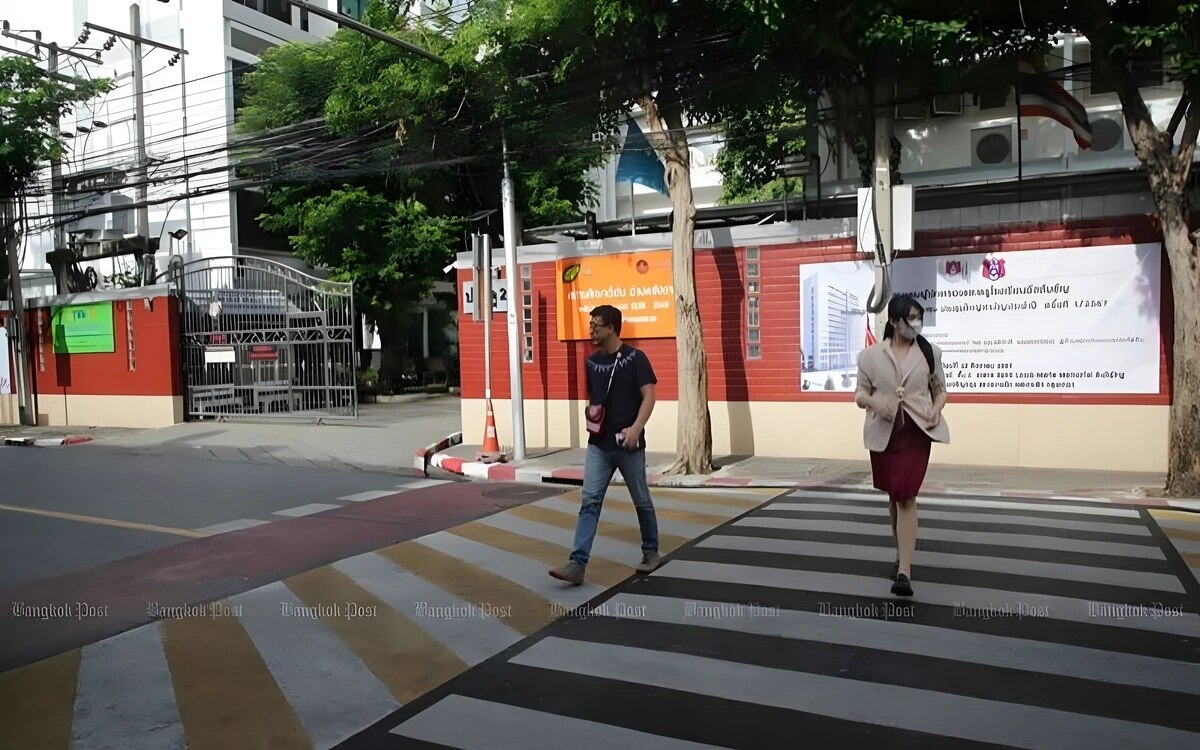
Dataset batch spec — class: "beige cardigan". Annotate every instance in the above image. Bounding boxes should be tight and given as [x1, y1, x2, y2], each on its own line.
[855, 340, 950, 452]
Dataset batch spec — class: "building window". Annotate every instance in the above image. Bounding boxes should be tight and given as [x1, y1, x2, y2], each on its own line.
[301, 8, 309, 31]
[232, 0, 291, 24]
[745, 249, 761, 359]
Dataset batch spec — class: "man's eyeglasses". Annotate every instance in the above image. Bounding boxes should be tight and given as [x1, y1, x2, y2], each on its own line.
[589, 322, 609, 331]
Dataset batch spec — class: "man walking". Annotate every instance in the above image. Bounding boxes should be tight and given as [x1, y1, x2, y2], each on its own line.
[550, 304, 662, 585]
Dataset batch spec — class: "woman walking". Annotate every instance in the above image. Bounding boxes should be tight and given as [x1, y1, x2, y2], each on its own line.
[855, 294, 949, 596]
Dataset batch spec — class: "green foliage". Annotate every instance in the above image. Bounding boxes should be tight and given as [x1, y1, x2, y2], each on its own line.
[258, 185, 461, 318]
[0, 57, 112, 196]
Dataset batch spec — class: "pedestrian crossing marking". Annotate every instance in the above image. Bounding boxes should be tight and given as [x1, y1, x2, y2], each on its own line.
[375, 541, 555, 636]
[161, 602, 313, 750]
[284, 566, 468, 704]
[448, 522, 634, 587]
[0, 648, 79, 750]
[506, 502, 692, 551]
[6, 486, 1199, 750]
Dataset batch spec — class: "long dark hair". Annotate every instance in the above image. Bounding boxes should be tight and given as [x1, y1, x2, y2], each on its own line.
[882, 294, 934, 373]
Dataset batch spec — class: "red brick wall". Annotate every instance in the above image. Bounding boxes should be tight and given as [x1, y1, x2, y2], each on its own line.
[2, 295, 182, 398]
[459, 217, 1171, 406]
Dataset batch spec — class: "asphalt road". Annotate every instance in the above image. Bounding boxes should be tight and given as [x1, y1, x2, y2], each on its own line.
[0, 444, 449, 590]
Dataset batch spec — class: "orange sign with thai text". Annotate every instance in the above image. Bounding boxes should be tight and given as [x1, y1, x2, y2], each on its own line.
[555, 250, 676, 340]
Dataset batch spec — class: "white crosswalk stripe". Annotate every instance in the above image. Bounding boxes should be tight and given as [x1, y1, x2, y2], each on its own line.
[379, 489, 1200, 750]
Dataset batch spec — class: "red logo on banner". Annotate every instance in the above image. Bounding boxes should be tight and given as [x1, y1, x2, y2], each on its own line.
[982, 256, 1006, 282]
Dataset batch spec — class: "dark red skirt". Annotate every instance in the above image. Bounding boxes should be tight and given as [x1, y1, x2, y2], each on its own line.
[870, 410, 932, 503]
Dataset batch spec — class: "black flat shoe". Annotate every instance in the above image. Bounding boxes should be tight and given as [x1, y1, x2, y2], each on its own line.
[891, 573, 913, 597]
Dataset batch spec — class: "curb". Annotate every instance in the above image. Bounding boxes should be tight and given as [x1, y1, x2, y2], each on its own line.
[2, 435, 94, 447]
[414, 432, 463, 477]
[419, 448, 1200, 511]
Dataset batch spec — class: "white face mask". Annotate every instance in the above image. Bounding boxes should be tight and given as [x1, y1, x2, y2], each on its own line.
[908, 320, 923, 336]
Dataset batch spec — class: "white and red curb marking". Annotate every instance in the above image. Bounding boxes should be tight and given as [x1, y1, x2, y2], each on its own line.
[414, 432, 464, 477]
[419, 446, 1200, 510]
[2, 435, 94, 447]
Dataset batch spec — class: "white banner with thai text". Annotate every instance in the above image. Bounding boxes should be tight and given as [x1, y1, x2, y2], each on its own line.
[799, 243, 1162, 394]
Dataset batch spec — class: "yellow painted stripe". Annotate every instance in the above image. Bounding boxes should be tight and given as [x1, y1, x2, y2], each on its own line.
[1150, 509, 1200, 524]
[284, 565, 468, 704]
[543, 495, 732, 527]
[449, 521, 633, 587]
[559, 486, 768, 511]
[507, 503, 692, 553]
[0, 503, 207, 539]
[0, 649, 80, 750]
[377, 542, 554, 636]
[1162, 526, 1200, 542]
[161, 606, 311, 749]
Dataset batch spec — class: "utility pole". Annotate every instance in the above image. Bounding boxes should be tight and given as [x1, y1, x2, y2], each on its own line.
[178, 28, 193, 262]
[130, 4, 149, 251]
[48, 44, 65, 253]
[3, 202, 34, 425]
[870, 93, 895, 337]
[501, 131, 525, 460]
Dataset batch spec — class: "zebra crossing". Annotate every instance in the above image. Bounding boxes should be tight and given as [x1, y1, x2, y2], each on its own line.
[369, 487, 1200, 750]
[0, 485, 775, 750]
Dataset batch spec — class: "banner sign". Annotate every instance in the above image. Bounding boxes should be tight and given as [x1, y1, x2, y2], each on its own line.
[1, 327, 11, 395]
[51, 302, 115, 354]
[556, 250, 675, 340]
[799, 243, 1162, 394]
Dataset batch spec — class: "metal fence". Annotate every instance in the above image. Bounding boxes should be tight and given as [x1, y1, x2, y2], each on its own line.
[168, 256, 357, 421]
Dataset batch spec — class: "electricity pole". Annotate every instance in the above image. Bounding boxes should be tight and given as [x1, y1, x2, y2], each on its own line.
[501, 131, 525, 460]
[131, 4, 149, 248]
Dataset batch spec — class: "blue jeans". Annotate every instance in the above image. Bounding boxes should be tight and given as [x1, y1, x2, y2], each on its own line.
[569, 444, 659, 566]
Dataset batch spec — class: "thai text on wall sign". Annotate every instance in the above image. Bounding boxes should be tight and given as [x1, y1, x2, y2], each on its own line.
[555, 250, 676, 340]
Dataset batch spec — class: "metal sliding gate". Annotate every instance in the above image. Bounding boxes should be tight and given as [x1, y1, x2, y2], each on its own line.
[168, 256, 357, 421]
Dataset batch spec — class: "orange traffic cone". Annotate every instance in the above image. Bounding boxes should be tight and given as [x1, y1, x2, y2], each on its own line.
[476, 399, 505, 463]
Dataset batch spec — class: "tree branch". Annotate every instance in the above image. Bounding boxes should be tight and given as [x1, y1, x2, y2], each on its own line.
[1177, 105, 1200, 170]
[1168, 93, 1191, 141]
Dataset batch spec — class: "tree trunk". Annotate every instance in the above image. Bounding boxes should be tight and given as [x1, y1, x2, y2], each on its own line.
[638, 94, 713, 475]
[1156, 198, 1200, 496]
[1078, 8, 1200, 496]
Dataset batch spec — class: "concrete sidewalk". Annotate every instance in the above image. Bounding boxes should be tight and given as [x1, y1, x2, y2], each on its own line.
[2, 396, 462, 475]
[419, 439, 1200, 510]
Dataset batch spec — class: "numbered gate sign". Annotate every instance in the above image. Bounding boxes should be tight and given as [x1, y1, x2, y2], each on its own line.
[462, 281, 509, 318]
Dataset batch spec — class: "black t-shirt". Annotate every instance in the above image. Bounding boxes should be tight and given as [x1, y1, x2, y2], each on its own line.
[586, 344, 657, 451]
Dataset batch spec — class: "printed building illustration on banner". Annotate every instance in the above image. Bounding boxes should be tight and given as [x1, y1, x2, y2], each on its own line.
[556, 250, 676, 340]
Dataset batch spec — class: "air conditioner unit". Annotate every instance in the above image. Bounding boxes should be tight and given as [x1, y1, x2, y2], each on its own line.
[932, 92, 963, 116]
[971, 125, 1013, 167]
[1086, 114, 1125, 153]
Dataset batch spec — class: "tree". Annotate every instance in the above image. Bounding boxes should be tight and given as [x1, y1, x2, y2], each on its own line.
[1065, 0, 1200, 495]
[464, 0, 786, 474]
[1, 56, 110, 300]
[237, 2, 606, 385]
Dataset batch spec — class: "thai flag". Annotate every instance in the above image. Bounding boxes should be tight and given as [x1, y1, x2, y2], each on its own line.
[1018, 60, 1092, 149]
